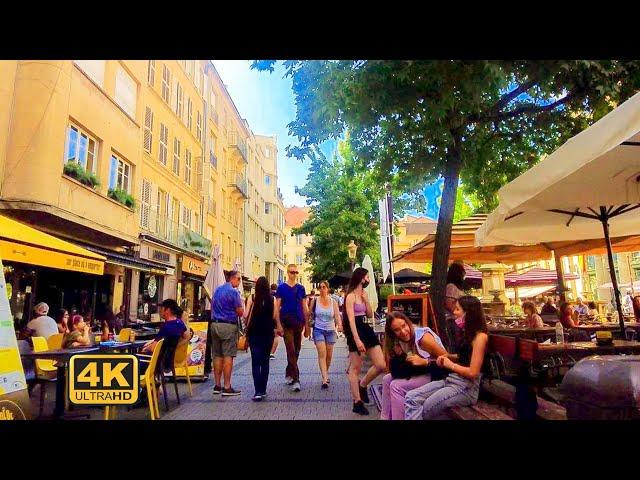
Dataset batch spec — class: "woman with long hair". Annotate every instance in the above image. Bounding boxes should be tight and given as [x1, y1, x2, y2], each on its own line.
[55, 308, 70, 334]
[245, 276, 284, 401]
[380, 312, 447, 420]
[405, 295, 489, 419]
[558, 302, 577, 328]
[62, 314, 92, 349]
[521, 301, 544, 329]
[632, 296, 640, 322]
[343, 267, 386, 415]
[310, 281, 343, 388]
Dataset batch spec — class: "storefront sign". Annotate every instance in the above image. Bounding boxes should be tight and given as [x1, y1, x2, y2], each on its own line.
[182, 256, 207, 277]
[174, 322, 208, 378]
[139, 243, 176, 267]
[0, 240, 104, 275]
[0, 257, 31, 419]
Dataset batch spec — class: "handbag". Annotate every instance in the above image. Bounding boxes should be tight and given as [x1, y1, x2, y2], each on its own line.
[237, 296, 253, 352]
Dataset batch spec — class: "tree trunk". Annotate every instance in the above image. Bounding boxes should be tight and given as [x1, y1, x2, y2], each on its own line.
[431, 143, 462, 351]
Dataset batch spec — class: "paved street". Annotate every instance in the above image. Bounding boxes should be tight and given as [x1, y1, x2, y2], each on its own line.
[163, 335, 380, 420]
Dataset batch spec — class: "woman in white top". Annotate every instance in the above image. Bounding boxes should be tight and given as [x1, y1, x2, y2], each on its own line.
[380, 312, 447, 420]
[309, 281, 343, 388]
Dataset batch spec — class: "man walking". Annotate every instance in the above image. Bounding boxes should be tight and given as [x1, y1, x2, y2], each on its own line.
[275, 264, 309, 392]
[270, 283, 280, 359]
[211, 270, 244, 396]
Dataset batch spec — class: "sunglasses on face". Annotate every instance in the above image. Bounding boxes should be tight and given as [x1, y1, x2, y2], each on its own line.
[288, 270, 298, 274]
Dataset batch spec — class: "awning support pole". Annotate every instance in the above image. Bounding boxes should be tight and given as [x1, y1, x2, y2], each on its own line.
[552, 250, 567, 303]
[600, 206, 626, 336]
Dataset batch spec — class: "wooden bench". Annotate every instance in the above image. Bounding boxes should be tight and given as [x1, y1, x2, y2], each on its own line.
[448, 400, 514, 420]
[481, 378, 567, 420]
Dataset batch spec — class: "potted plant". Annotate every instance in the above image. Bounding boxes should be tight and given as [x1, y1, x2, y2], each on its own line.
[63, 161, 100, 189]
[107, 187, 136, 209]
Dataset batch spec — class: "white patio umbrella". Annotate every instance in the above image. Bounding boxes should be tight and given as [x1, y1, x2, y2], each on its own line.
[361, 255, 378, 317]
[476, 90, 640, 334]
[203, 244, 226, 309]
[232, 258, 244, 296]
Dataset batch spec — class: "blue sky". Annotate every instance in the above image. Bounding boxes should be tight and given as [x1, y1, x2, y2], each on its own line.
[213, 60, 439, 217]
[213, 60, 324, 207]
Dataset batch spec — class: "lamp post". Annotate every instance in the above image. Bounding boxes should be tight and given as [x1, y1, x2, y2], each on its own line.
[347, 240, 358, 272]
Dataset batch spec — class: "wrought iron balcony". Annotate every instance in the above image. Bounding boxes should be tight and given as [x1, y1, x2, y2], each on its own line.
[228, 132, 248, 163]
[228, 172, 248, 199]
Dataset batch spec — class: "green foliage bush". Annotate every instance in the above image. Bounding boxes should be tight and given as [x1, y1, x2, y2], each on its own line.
[63, 161, 100, 189]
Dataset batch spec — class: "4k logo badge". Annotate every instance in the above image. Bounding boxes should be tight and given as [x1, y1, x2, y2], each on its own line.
[69, 355, 139, 405]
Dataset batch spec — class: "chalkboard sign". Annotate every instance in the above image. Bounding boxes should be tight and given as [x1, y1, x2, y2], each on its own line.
[387, 293, 438, 335]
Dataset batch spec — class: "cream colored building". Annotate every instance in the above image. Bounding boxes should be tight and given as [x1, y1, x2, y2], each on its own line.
[0, 59, 285, 324]
[393, 215, 437, 272]
[284, 206, 313, 291]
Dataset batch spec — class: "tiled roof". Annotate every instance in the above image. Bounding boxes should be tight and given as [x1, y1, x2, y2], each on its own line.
[285, 206, 310, 228]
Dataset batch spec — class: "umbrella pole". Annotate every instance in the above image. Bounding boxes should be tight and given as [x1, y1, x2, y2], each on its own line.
[600, 207, 626, 336]
[553, 250, 567, 303]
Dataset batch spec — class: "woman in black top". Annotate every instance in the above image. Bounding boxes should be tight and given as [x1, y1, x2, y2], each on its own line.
[245, 276, 284, 401]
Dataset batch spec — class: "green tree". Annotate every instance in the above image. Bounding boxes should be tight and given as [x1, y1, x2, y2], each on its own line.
[294, 139, 381, 281]
[254, 60, 640, 346]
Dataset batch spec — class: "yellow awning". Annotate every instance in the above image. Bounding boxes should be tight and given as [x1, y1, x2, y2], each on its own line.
[0, 214, 105, 275]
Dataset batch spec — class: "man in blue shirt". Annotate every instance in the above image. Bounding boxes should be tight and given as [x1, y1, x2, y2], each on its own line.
[211, 270, 245, 396]
[139, 299, 189, 374]
[275, 264, 310, 392]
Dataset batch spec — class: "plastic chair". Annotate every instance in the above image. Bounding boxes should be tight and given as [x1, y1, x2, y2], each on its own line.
[171, 338, 193, 398]
[139, 338, 165, 420]
[47, 333, 64, 350]
[118, 328, 132, 342]
[32, 337, 58, 418]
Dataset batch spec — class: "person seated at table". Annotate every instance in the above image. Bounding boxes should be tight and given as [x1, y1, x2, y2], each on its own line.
[558, 302, 578, 328]
[62, 315, 91, 349]
[541, 297, 558, 316]
[405, 295, 488, 420]
[26, 302, 58, 340]
[55, 309, 70, 334]
[587, 301, 599, 320]
[140, 299, 190, 355]
[522, 301, 544, 329]
[574, 298, 588, 318]
[445, 262, 466, 351]
[380, 312, 447, 420]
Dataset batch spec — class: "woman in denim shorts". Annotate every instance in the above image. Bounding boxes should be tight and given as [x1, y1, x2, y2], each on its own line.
[310, 281, 343, 389]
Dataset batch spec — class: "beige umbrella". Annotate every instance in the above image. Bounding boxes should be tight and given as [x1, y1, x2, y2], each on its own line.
[203, 244, 226, 309]
[476, 91, 640, 334]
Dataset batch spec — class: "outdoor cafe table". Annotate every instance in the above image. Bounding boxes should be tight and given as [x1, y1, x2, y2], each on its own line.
[488, 326, 555, 339]
[97, 340, 149, 352]
[534, 340, 640, 362]
[574, 322, 640, 334]
[20, 347, 99, 419]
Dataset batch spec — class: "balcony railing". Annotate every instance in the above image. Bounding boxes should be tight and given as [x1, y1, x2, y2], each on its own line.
[141, 209, 211, 257]
[228, 172, 248, 198]
[228, 132, 248, 163]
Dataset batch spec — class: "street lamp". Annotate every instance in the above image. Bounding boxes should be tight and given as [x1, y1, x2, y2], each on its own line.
[347, 240, 358, 271]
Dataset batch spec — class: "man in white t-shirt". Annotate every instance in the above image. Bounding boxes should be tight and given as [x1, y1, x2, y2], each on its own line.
[26, 302, 58, 339]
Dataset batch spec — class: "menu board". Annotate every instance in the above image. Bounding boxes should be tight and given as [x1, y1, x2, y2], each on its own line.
[387, 293, 437, 334]
[174, 321, 208, 378]
[0, 257, 30, 419]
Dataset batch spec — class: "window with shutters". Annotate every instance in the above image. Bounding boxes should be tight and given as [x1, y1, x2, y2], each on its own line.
[172, 137, 181, 175]
[209, 134, 217, 168]
[74, 60, 106, 87]
[175, 82, 183, 118]
[159, 124, 168, 165]
[181, 205, 191, 229]
[185, 149, 192, 185]
[108, 153, 132, 193]
[140, 179, 152, 229]
[196, 111, 202, 143]
[264, 202, 271, 215]
[143, 107, 153, 153]
[187, 98, 193, 130]
[115, 66, 137, 118]
[195, 211, 201, 234]
[147, 60, 155, 86]
[64, 123, 98, 174]
[161, 65, 171, 103]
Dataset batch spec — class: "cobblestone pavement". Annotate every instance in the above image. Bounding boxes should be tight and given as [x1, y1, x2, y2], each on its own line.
[162, 335, 381, 420]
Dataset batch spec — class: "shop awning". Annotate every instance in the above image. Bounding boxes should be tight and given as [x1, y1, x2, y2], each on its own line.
[0, 214, 105, 275]
[82, 245, 168, 275]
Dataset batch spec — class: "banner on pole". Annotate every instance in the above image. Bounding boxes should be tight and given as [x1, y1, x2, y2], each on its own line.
[379, 198, 391, 282]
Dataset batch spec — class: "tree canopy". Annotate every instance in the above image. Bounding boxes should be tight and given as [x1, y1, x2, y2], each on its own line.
[254, 59, 640, 346]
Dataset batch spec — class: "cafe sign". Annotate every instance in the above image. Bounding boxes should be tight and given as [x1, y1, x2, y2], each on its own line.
[139, 243, 176, 267]
[182, 256, 207, 277]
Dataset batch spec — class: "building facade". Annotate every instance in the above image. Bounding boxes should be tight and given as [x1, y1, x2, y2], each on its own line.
[284, 206, 313, 292]
[0, 60, 284, 326]
[393, 215, 437, 273]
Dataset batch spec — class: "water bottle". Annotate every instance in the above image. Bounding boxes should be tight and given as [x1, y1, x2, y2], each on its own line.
[555, 322, 564, 344]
